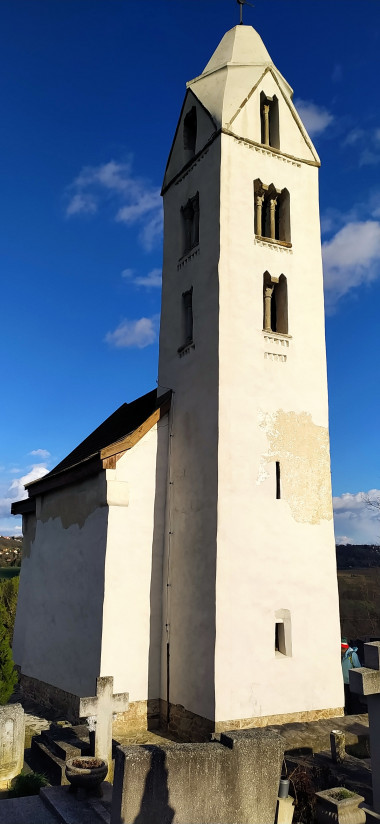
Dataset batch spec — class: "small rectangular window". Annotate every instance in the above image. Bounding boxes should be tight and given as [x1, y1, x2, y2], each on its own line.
[275, 609, 292, 657]
[276, 461, 281, 499]
[181, 193, 199, 256]
[178, 287, 193, 352]
[275, 621, 286, 655]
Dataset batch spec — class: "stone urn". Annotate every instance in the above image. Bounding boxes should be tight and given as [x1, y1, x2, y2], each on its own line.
[65, 756, 108, 797]
[315, 788, 366, 824]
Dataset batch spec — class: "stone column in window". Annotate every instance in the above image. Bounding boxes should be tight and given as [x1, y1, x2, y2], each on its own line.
[263, 103, 270, 146]
[255, 193, 265, 237]
[269, 197, 277, 240]
[264, 283, 274, 331]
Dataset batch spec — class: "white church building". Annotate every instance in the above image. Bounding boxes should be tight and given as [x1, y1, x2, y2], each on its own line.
[12, 23, 344, 739]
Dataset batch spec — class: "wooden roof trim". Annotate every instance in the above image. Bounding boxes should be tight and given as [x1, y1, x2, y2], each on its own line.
[100, 399, 170, 463]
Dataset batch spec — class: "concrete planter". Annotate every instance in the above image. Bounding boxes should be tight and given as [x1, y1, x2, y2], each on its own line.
[315, 788, 366, 824]
[65, 756, 107, 797]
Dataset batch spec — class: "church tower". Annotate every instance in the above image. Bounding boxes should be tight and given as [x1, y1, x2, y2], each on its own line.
[158, 25, 343, 736]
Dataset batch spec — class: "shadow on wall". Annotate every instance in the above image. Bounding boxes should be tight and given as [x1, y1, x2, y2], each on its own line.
[133, 747, 175, 824]
[147, 388, 218, 737]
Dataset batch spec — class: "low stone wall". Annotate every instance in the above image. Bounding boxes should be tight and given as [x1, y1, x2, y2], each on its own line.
[19, 673, 80, 723]
[111, 728, 284, 824]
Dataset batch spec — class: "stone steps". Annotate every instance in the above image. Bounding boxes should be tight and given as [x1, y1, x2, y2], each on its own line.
[30, 725, 92, 786]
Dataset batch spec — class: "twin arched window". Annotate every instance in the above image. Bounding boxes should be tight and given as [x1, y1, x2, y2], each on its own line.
[254, 180, 291, 244]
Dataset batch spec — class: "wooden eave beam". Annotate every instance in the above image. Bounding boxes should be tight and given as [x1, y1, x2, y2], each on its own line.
[100, 399, 170, 466]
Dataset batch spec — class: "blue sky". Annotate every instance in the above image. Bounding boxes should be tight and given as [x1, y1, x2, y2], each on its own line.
[1, 0, 379, 544]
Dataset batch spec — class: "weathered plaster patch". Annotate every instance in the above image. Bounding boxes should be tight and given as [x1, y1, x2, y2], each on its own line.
[38, 475, 108, 530]
[259, 409, 333, 524]
[256, 458, 269, 485]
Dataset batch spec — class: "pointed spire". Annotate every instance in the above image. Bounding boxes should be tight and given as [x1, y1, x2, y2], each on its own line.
[201, 25, 272, 76]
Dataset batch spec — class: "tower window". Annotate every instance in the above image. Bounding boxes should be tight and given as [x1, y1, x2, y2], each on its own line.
[179, 287, 193, 351]
[276, 461, 281, 499]
[275, 609, 292, 657]
[181, 193, 199, 256]
[260, 92, 279, 149]
[263, 272, 288, 335]
[254, 180, 291, 244]
[183, 107, 197, 156]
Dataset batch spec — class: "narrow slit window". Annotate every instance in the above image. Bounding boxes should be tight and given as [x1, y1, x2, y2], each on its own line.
[275, 622, 285, 653]
[181, 193, 199, 256]
[179, 287, 193, 351]
[276, 462, 281, 499]
[183, 107, 197, 156]
[275, 609, 292, 657]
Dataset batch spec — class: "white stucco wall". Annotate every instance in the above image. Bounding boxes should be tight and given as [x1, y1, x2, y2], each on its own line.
[100, 419, 168, 701]
[14, 475, 109, 697]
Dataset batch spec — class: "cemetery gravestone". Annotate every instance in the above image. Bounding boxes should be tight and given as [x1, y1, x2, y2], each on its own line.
[0, 703, 25, 789]
[79, 676, 129, 780]
[350, 641, 380, 817]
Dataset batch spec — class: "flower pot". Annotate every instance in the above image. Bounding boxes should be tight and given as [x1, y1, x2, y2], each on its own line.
[65, 757, 108, 797]
[315, 788, 366, 824]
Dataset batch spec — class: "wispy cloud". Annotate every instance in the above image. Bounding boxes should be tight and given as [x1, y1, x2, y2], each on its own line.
[294, 99, 333, 137]
[122, 267, 162, 289]
[105, 315, 159, 349]
[322, 220, 380, 310]
[29, 449, 51, 459]
[332, 63, 343, 83]
[65, 159, 162, 251]
[334, 490, 380, 545]
[343, 127, 380, 166]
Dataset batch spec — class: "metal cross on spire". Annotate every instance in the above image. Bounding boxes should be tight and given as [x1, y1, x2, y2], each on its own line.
[237, 0, 254, 25]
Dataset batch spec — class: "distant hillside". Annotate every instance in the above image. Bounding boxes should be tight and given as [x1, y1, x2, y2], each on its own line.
[0, 536, 22, 567]
[336, 544, 380, 570]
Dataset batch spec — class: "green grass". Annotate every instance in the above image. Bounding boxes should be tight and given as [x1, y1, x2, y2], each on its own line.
[0, 568, 20, 580]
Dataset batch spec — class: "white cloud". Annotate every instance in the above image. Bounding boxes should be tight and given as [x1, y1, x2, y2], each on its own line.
[29, 449, 51, 459]
[0, 464, 50, 521]
[333, 490, 380, 545]
[294, 99, 333, 137]
[322, 220, 380, 309]
[122, 267, 162, 289]
[8, 464, 49, 501]
[65, 159, 163, 251]
[336, 535, 353, 546]
[105, 315, 159, 349]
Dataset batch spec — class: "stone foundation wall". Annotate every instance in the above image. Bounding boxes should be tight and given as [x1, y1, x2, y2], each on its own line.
[214, 705, 344, 733]
[19, 672, 81, 723]
[158, 700, 344, 742]
[113, 699, 160, 733]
